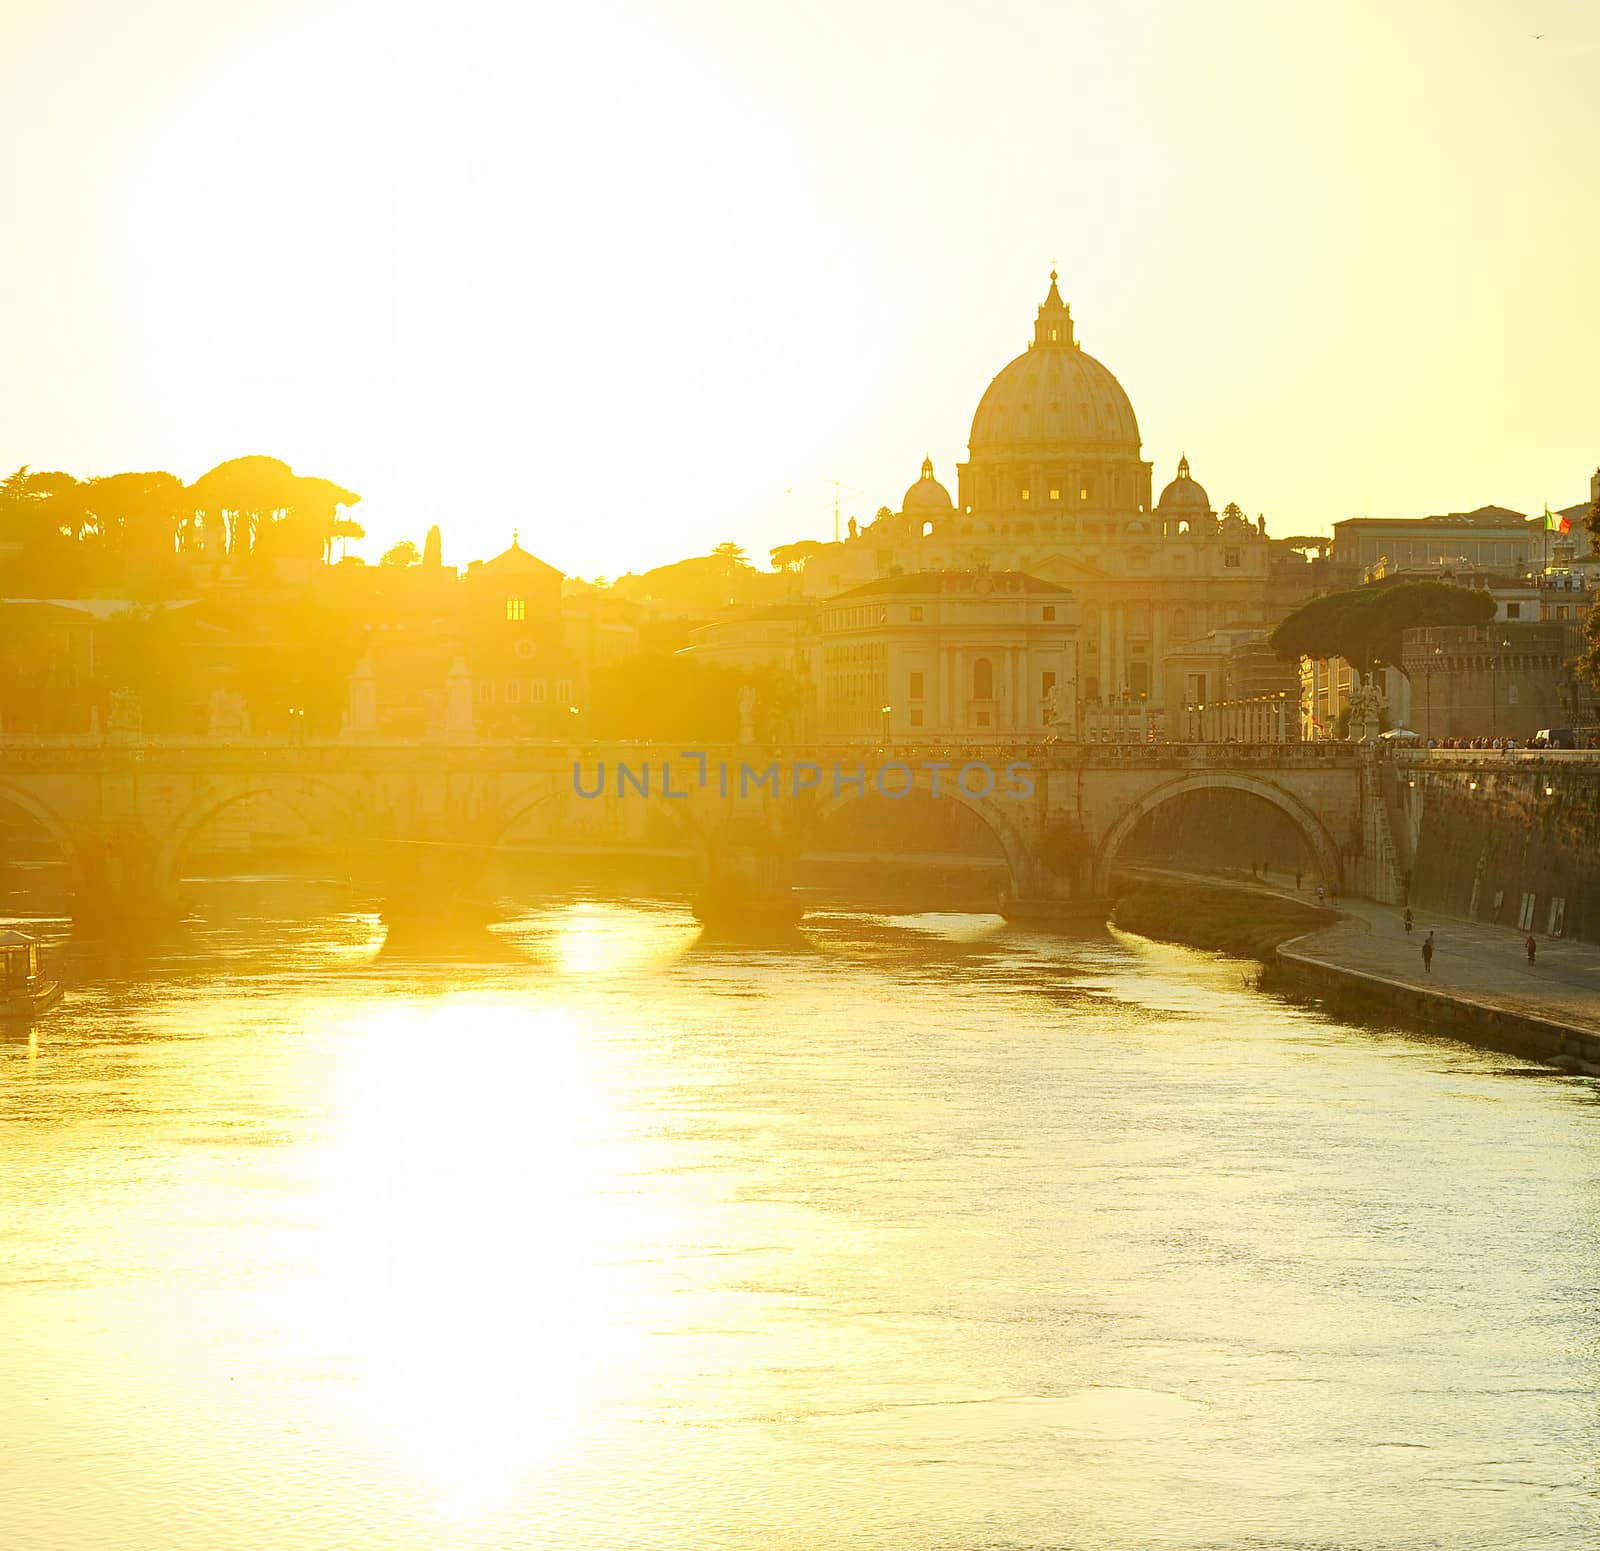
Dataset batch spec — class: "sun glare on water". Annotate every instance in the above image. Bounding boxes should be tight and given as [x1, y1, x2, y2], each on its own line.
[302, 996, 685, 1521]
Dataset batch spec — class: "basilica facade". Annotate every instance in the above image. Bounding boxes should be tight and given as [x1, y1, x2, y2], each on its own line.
[803, 274, 1308, 722]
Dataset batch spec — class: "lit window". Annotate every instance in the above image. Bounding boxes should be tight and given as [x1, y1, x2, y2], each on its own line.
[1021, 488, 1031, 502]
[1079, 488, 1088, 501]
[1049, 488, 1060, 501]
[1048, 328, 1058, 342]
[506, 597, 525, 621]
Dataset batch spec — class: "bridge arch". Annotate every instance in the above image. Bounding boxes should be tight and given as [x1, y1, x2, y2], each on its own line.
[491, 773, 705, 854]
[1093, 770, 1343, 895]
[157, 780, 359, 899]
[0, 781, 81, 885]
[811, 773, 1033, 898]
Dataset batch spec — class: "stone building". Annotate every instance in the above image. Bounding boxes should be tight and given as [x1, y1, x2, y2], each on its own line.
[1399, 621, 1595, 742]
[816, 570, 1077, 741]
[793, 273, 1314, 722]
[1333, 507, 1536, 572]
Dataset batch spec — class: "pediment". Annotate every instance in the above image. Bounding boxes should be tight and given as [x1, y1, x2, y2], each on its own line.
[1030, 551, 1112, 582]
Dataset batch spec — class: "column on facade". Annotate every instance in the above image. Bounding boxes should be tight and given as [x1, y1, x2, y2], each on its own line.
[885, 644, 900, 738]
[1098, 608, 1111, 701]
[1113, 603, 1126, 700]
[1016, 644, 1031, 730]
[953, 646, 966, 732]
[1151, 601, 1166, 708]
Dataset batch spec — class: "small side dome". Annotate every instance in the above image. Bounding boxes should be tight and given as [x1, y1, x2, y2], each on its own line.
[903, 456, 953, 512]
[1157, 453, 1211, 512]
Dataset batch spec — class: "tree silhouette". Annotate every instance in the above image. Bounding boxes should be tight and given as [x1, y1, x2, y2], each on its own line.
[1271, 581, 1495, 679]
[188, 456, 298, 557]
[380, 539, 420, 567]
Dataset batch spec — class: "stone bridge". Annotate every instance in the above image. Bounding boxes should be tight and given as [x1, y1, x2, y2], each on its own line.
[0, 738, 1379, 923]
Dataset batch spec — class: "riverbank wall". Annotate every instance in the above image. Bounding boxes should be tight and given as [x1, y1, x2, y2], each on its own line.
[1397, 752, 1600, 946]
[1274, 940, 1600, 1071]
[1112, 871, 1600, 1071]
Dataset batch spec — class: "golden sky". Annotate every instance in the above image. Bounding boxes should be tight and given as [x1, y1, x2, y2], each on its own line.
[2, 0, 1595, 577]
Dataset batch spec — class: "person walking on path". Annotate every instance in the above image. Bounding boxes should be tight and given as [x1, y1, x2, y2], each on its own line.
[1422, 932, 1434, 975]
[1404, 908, 1413, 934]
[1526, 933, 1537, 966]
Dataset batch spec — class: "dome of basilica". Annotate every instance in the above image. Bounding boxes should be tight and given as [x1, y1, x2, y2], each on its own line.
[968, 272, 1141, 455]
[903, 456, 953, 512]
[1156, 454, 1210, 511]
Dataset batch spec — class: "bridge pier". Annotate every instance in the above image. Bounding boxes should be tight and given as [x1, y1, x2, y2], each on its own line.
[69, 821, 184, 932]
[370, 838, 503, 928]
[690, 815, 803, 933]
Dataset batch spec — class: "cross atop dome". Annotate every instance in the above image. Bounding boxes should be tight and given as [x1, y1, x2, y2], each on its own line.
[1033, 268, 1075, 350]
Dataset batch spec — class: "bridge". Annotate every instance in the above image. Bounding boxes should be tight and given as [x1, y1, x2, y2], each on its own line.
[0, 737, 1384, 924]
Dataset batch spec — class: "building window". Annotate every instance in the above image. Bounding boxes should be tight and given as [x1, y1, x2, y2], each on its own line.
[1042, 671, 1057, 699]
[514, 637, 536, 659]
[909, 606, 923, 622]
[1517, 891, 1537, 931]
[1049, 487, 1060, 501]
[506, 597, 525, 621]
[1557, 605, 1569, 620]
[909, 708, 924, 727]
[1225, 549, 1241, 568]
[532, 679, 547, 703]
[505, 679, 522, 704]
[973, 658, 993, 699]
[1043, 605, 1056, 621]
[909, 671, 924, 699]
[1020, 488, 1031, 502]
[1548, 896, 1567, 936]
[557, 679, 572, 705]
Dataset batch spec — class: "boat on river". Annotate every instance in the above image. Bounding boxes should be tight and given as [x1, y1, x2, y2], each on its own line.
[0, 930, 63, 1020]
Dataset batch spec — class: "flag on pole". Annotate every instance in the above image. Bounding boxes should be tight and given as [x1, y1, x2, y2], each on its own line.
[1544, 504, 1571, 534]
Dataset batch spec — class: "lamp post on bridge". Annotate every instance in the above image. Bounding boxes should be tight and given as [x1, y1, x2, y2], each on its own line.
[1425, 644, 1441, 744]
[1489, 634, 1510, 740]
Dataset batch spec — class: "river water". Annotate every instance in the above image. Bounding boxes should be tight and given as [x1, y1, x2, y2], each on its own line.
[2, 897, 1598, 1550]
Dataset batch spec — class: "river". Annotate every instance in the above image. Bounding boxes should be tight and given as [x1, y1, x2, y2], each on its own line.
[2, 897, 1597, 1549]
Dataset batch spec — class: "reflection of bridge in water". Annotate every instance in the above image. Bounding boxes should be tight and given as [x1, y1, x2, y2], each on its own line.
[0, 738, 1388, 923]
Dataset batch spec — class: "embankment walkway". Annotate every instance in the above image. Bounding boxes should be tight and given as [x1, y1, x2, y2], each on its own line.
[1126, 866, 1600, 1050]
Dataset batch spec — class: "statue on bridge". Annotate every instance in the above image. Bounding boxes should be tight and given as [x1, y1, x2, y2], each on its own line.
[1349, 674, 1387, 743]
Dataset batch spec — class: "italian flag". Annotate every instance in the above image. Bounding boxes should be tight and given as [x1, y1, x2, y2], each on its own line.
[1545, 504, 1571, 534]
